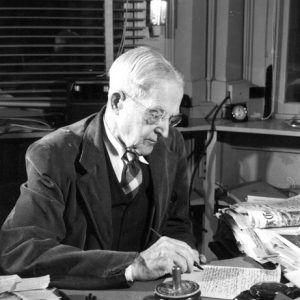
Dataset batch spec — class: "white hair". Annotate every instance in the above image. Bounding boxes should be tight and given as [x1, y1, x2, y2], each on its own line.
[108, 46, 184, 100]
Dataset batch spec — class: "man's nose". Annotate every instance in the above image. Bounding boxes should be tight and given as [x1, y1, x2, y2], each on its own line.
[154, 119, 169, 138]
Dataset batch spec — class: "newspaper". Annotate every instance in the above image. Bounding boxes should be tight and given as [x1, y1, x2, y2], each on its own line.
[220, 213, 276, 264]
[255, 228, 300, 271]
[216, 194, 300, 271]
[222, 194, 300, 229]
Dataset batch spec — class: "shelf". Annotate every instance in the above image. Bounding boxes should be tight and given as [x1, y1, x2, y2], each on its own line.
[216, 119, 300, 137]
[180, 118, 300, 137]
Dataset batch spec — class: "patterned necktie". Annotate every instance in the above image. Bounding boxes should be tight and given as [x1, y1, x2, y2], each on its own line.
[121, 149, 143, 198]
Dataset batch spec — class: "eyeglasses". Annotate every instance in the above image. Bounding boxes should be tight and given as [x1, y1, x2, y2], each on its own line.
[123, 92, 182, 127]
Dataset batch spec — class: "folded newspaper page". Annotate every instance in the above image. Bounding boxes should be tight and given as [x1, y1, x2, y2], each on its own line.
[220, 194, 300, 229]
[216, 194, 300, 270]
[220, 213, 276, 264]
[255, 228, 300, 272]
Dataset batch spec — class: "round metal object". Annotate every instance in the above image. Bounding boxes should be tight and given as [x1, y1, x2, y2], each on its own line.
[154, 266, 201, 300]
[155, 280, 201, 299]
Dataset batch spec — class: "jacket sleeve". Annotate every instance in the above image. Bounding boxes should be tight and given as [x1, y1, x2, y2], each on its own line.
[0, 141, 138, 290]
[160, 129, 197, 250]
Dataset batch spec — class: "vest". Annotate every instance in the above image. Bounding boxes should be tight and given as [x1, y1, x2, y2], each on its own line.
[106, 153, 153, 252]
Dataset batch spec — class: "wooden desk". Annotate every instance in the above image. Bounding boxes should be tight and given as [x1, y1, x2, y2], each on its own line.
[63, 256, 261, 300]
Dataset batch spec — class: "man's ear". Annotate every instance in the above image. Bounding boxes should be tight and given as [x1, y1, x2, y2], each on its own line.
[111, 91, 125, 112]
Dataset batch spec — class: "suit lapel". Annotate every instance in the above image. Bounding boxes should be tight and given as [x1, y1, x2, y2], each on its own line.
[76, 109, 113, 249]
[148, 138, 177, 232]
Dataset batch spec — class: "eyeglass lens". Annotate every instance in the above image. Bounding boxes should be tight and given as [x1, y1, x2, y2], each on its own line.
[146, 109, 182, 127]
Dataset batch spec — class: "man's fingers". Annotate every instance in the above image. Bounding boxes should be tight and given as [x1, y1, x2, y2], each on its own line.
[172, 254, 189, 273]
[151, 237, 194, 272]
[155, 236, 195, 260]
[192, 249, 200, 263]
[151, 255, 174, 276]
[132, 236, 198, 281]
[199, 253, 207, 264]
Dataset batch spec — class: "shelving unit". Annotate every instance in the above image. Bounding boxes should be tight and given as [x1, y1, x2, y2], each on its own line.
[180, 118, 300, 260]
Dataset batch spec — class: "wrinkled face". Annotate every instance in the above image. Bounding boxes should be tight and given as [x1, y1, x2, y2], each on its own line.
[115, 81, 183, 156]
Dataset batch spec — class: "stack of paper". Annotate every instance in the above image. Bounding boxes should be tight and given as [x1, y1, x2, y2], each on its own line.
[216, 194, 300, 272]
[0, 274, 60, 300]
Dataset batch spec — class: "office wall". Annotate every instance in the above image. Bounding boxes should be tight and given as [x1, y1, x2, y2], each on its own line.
[171, 0, 300, 192]
[216, 133, 300, 192]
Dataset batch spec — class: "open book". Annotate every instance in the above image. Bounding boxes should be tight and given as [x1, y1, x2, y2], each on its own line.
[216, 194, 300, 272]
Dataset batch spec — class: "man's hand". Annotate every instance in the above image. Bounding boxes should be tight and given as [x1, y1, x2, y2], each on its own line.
[130, 236, 199, 281]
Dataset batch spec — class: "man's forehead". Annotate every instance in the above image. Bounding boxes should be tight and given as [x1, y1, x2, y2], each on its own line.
[147, 102, 180, 115]
[141, 83, 182, 112]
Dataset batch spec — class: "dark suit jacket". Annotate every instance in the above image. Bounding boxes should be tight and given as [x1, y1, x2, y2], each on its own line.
[0, 108, 195, 289]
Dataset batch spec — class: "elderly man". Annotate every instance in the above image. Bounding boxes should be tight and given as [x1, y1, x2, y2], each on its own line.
[0, 47, 201, 289]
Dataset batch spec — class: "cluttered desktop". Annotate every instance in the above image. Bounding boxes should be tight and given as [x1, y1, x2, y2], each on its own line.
[1, 113, 300, 300]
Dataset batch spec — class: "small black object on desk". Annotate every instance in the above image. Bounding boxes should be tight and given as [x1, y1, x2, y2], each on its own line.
[234, 281, 300, 300]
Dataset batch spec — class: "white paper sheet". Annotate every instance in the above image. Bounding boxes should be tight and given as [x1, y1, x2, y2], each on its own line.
[285, 269, 300, 288]
[0, 275, 21, 294]
[165, 264, 281, 299]
[14, 288, 60, 300]
[13, 275, 50, 292]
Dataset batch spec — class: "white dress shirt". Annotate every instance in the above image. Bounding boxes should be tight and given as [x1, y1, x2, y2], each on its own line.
[103, 118, 148, 183]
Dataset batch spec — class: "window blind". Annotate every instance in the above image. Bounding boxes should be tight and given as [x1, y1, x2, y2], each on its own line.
[0, 0, 146, 108]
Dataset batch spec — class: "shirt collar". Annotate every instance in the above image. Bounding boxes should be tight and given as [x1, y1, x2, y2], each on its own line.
[103, 117, 148, 165]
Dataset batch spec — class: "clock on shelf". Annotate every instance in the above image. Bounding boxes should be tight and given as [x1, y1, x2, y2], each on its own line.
[230, 103, 248, 122]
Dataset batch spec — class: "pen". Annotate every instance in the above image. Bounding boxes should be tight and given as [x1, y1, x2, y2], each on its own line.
[150, 228, 204, 270]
